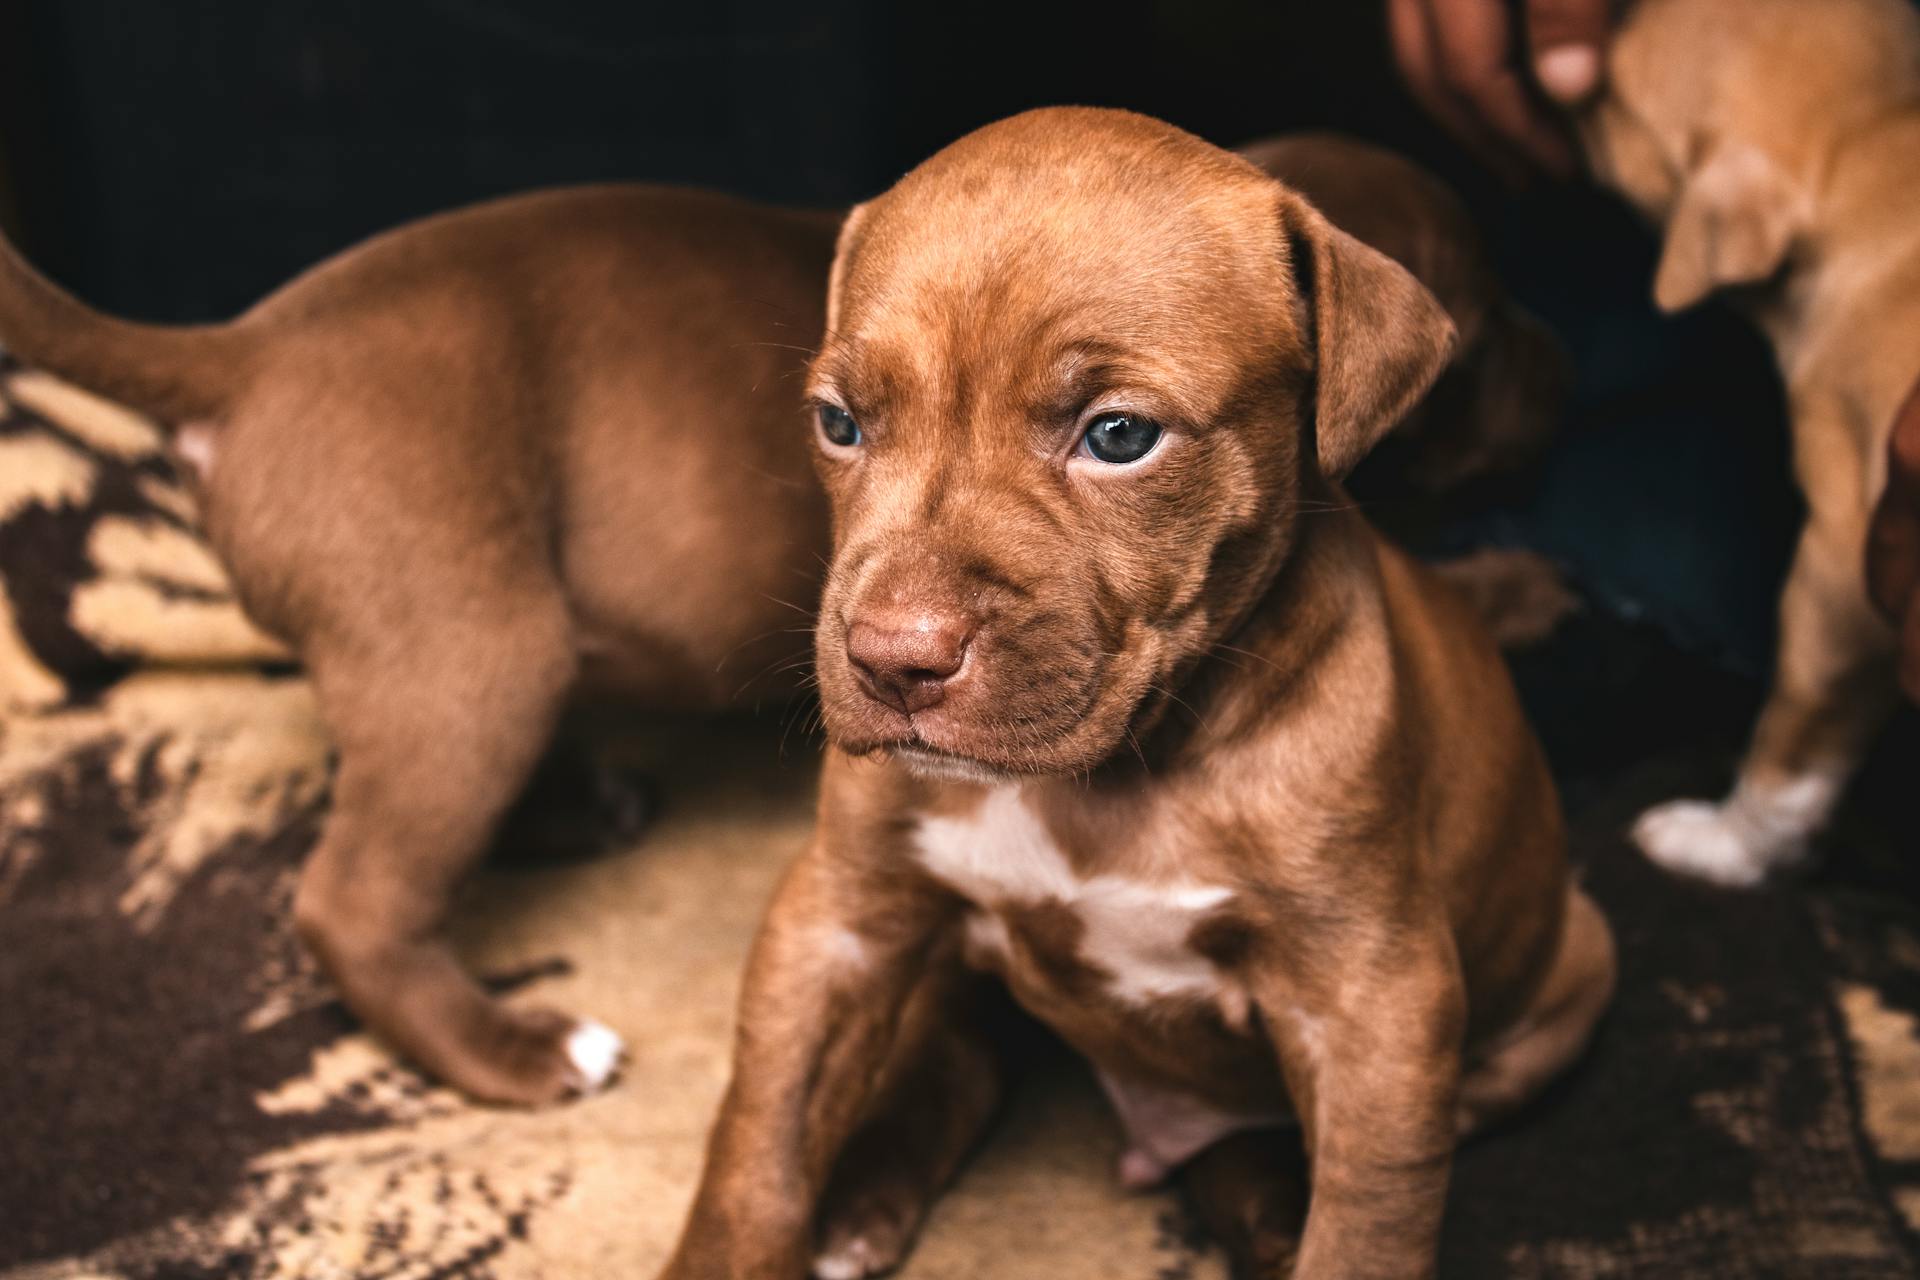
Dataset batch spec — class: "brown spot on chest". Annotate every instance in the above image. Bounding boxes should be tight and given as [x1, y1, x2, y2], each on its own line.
[1186, 912, 1260, 970]
[979, 898, 1108, 1000]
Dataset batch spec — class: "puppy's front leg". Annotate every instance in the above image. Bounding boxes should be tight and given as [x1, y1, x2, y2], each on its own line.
[1268, 941, 1465, 1280]
[663, 838, 951, 1280]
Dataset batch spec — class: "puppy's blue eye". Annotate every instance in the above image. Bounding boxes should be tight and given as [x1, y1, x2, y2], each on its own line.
[1080, 412, 1162, 464]
[818, 404, 862, 448]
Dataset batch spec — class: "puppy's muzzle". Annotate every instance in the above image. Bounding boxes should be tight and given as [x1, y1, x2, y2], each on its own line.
[844, 605, 974, 714]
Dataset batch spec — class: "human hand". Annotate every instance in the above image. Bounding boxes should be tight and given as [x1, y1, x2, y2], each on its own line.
[1387, 0, 1612, 177]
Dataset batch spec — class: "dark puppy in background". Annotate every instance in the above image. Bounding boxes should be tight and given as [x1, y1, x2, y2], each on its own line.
[663, 108, 1612, 1280]
[1242, 133, 1568, 504]
[1246, 134, 1577, 647]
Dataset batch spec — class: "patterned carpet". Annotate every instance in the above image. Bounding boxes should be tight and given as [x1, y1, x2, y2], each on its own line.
[4, 364, 1920, 1277]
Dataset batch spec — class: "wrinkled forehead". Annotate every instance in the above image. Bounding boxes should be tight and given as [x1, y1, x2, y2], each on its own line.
[815, 148, 1294, 407]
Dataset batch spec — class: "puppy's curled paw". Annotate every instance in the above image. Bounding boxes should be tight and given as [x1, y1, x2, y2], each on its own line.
[813, 1199, 912, 1280]
[812, 1233, 901, 1280]
[1630, 799, 1793, 887]
[448, 1006, 629, 1106]
[563, 1018, 628, 1094]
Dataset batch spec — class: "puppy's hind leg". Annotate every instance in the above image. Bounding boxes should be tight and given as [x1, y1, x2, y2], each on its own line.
[812, 965, 1021, 1280]
[1634, 502, 1897, 885]
[1456, 886, 1615, 1136]
[292, 596, 620, 1107]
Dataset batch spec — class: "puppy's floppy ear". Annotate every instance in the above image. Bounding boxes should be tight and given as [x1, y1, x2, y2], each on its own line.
[1280, 192, 1457, 479]
[1652, 142, 1801, 313]
[824, 201, 872, 336]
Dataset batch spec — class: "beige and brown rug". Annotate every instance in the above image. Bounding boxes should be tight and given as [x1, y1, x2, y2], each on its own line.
[5, 363, 1920, 1277]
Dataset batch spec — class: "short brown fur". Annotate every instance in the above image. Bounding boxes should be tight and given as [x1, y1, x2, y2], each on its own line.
[664, 109, 1613, 1280]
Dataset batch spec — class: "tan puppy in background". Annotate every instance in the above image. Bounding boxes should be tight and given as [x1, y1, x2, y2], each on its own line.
[0, 190, 836, 1104]
[1584, 0, 1920, 883]
[662, 108, 1613, 1280]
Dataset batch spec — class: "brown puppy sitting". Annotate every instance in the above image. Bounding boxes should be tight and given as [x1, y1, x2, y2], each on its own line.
[663, 108, 1615, 1280]
[0, 189, 836, 1103]
[1583, 0, 1920, 883]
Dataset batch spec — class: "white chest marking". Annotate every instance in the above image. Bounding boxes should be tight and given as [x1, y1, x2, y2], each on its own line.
[915, 787, 1234, 1006]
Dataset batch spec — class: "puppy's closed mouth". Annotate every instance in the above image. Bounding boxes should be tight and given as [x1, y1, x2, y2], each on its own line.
[821, 641, 1144, 780]
[885, 742, 1023, 785]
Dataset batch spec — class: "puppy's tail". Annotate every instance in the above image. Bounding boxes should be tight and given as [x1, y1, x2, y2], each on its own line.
[0, 230, 252, 423]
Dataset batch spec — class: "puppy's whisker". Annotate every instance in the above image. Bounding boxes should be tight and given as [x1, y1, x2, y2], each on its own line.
[1212, 642, 1286, 676]
[1149, 680, 1212, 733]
[1288, 499, 1368, 514]
[775, 693, 826, 759]
[730, 339, 823, 358]
[1207, 651, 1252, 675]
[733, 460, 813, 490]
[729, 652, 818, 702]
[713, 617, 817, 673]
[757, 592, 820, 620]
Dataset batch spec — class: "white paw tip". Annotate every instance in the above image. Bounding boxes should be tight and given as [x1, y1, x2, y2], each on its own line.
[1117, 1148, 1168, 1190]
[812, 1238, 880, 1280]
[564, 1019, 626, 1091]
[1631, 801, 1770, 888]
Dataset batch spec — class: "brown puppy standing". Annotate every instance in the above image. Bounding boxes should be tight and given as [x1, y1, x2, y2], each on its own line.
[1246, 134, 1580, 649]
[0, 188, 837, 1103]
[1583, 0, 1920, 884]
[664, 108, 1613, 1280]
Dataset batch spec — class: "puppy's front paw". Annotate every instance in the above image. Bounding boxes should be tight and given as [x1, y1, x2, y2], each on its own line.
[455, 1006, 628, 1106]
[812, 1236, 898, 1280]
[563, 1018, 628, 1093]
[813, 1193, 914, 1280]
[1630, 784, 1829, 888]
[813, 1226, 906, 1280]
[1632, 799, 1777, 886]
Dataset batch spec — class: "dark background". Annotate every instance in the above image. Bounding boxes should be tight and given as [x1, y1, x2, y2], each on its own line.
[0, 0, 1800, 667]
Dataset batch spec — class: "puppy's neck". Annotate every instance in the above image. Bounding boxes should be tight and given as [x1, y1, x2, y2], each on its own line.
[1819, 106, 1920, 228]
[1761, 108, 1920, 410]
[1793, 109, 1920, 304]
[1129, 499, 1387, 770]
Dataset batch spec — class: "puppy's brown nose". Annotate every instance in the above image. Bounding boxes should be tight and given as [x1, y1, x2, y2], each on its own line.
[845, 609, 972, 714]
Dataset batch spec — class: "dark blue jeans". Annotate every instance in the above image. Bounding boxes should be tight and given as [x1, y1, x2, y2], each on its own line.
[1466, 183, 1802, 677]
